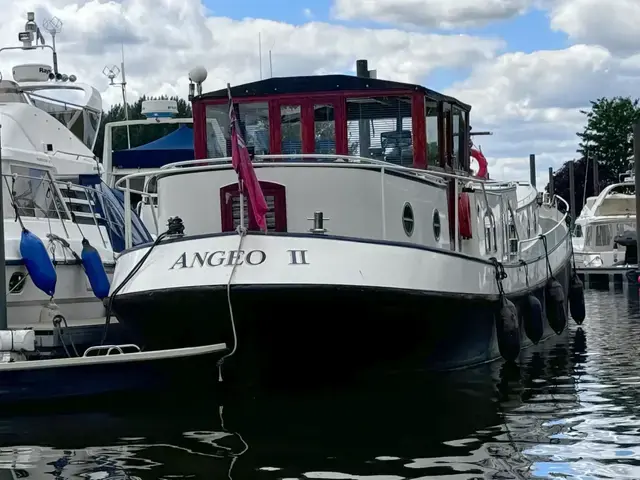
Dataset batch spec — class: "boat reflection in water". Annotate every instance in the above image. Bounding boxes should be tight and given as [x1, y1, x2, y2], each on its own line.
[0, 322, 587, 480]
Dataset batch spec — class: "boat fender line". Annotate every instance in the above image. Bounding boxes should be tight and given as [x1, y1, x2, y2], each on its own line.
[81, 238, 110, 300]
[20, 229, 57, 298]
[568, 234, 586, 325]
[540, 234, 567, 335]
[490, 258, 520, 362]
[52, 313, 80, 358]
[101, 216, 185, 345]
[518, 260, 544, 344]
[217, 223, 248, 383]
[471, 148, 489, 179]
[458, 192, 472, 239]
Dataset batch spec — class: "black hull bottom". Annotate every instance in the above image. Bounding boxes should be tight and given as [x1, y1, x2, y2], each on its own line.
[112, 261, 573, 386]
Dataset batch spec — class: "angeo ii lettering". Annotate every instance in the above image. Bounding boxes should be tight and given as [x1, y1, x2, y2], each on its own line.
[170, 250, 266, 269]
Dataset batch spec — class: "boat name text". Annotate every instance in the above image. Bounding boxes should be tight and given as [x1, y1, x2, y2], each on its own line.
[169, 249, 309, 269]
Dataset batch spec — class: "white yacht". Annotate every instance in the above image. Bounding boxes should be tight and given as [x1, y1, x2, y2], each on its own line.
[0, 13, 153, 354]
[572, 171, 635, 271]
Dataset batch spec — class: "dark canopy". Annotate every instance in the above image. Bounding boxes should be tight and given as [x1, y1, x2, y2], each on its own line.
[112, 124, 195, 169]
[196, 74, 471, 112]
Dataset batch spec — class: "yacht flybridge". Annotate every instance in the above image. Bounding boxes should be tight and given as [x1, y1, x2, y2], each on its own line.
[107, 61, 585, 381]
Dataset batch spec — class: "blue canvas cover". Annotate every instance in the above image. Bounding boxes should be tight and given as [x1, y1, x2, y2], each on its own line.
[112, 125, 195, 169]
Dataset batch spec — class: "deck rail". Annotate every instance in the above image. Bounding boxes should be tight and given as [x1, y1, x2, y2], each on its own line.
[2, 171, 122, 251]
[114, 154, 565, 260]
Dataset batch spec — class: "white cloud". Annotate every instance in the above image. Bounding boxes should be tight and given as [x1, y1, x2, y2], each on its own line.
[0, 1, 503, 110]
[332, 0, 533, 29]
[550, 0, 640, 54]
[446, 44, 640, 187]
[303, 8, 314, 19]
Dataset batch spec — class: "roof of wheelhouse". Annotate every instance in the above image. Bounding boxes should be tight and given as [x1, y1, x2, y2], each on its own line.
[195, 74, 471, 111]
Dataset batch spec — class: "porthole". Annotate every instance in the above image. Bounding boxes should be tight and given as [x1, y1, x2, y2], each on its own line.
[8, 272, 26, 294]
[402, 202, 414, 237]
[433, 209, 441, 241]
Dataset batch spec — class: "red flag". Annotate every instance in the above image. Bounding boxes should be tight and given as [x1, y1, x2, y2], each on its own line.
[227, 84, 268, 231]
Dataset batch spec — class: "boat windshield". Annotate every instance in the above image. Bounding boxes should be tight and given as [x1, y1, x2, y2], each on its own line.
[21, 84, 102, 152]
[0, 80, 28, 104]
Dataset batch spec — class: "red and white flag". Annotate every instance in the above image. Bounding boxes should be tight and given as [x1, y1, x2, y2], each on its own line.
[227, 84, 268, 231]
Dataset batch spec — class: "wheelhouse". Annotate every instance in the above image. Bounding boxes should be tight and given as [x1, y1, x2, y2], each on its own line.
[191, 71, 471, 173]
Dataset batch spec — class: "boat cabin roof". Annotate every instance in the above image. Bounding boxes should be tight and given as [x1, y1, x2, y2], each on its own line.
[196, 74, 471, 112]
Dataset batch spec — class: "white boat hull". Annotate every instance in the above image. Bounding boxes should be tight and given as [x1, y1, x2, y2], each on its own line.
[108, 232, 573, 377]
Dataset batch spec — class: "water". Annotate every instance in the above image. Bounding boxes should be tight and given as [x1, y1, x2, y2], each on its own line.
[1, 288, 640, 479]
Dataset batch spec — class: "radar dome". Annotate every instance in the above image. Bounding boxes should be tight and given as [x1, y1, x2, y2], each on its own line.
[188, 66, 208, 84]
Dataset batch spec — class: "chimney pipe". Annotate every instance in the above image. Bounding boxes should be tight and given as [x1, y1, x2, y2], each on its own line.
[356, 59, 369, 78]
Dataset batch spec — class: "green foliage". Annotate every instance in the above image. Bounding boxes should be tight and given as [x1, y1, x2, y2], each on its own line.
[93, 95, 192, 158]
[550, 97, 640, 217]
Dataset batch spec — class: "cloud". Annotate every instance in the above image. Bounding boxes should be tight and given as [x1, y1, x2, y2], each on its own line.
[550, 0, 640, 55]
[445, 44, 640, 187]
[303, 8, 313, 19]
[332, 0, 534, 29]
[0, 0, 504, 110]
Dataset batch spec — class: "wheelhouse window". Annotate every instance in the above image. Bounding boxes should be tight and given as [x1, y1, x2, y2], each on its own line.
[205, 102, 270, 158]
[5, 165, 68, 220]
[220, 182, 287, 232]
[452, 106, 466, 171]
[281, 105, 302, 154]
[314, 104, 336, 154]
[346, 96, 413, 167]
[425, 99, 438, 167]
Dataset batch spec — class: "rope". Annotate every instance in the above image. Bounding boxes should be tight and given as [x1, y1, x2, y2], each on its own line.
[518, 259, 529, 288]
[217, 224, 246, 382]
[489, 257, 507, 296]
[539, 234, 553, 279]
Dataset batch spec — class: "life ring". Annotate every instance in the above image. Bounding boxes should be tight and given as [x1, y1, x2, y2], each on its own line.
[471, 148, 488, 179]
[458, 192, 472, 239]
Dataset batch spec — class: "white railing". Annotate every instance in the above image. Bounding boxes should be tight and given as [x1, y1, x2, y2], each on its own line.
[517, 193, 570, 260]
[2, 172, 122, 251]
[114, 154, 557, 257]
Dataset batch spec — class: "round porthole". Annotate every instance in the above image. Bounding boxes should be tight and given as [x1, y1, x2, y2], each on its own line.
[402, 202, 414, 237]
[433, 209, 441, 241]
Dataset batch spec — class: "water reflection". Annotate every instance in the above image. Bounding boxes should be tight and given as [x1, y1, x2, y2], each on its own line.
[0, 289, 637, 479]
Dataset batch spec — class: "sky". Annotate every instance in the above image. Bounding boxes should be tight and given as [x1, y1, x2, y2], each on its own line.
[0, 0, 639, 188]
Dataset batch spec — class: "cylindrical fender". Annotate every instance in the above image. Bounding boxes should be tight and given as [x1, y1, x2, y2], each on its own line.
[522, 294, 544, 344]
[568, 273, 586, 325]
[545, 279, 567, 334]
[496, 297, 521, 362]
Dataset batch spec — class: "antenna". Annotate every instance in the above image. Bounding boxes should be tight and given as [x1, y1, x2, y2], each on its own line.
[269, 50, 273, 78]
[258, 32, 263, 80]
[0, 12, 74, 81]
[42, 16, 62, 76]
[102, 49, 131, 149]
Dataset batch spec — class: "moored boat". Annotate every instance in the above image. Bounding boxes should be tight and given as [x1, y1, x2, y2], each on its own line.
[106, 61, 584, 383]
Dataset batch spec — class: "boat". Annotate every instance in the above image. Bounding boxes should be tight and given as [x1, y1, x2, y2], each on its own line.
[572, 170, 636, 283]
[0, 327, 227, 404]
[105, 60, 584, 383]
[101, 98, 194, 236]
[0, 12, 153, 354]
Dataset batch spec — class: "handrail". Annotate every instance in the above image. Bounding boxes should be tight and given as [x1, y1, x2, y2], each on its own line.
[114, 156, 520, 199]
[519, 194, 569, 247]
[1, 171, 119, 253]
[113, 153, 568, 258]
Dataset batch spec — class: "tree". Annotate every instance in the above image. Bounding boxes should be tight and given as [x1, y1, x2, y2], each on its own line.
[93, 95, 192, 158]
[549, 97, 640, 217]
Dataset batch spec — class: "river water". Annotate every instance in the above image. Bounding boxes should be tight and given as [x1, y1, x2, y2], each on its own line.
[0, 288, 639, 479]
